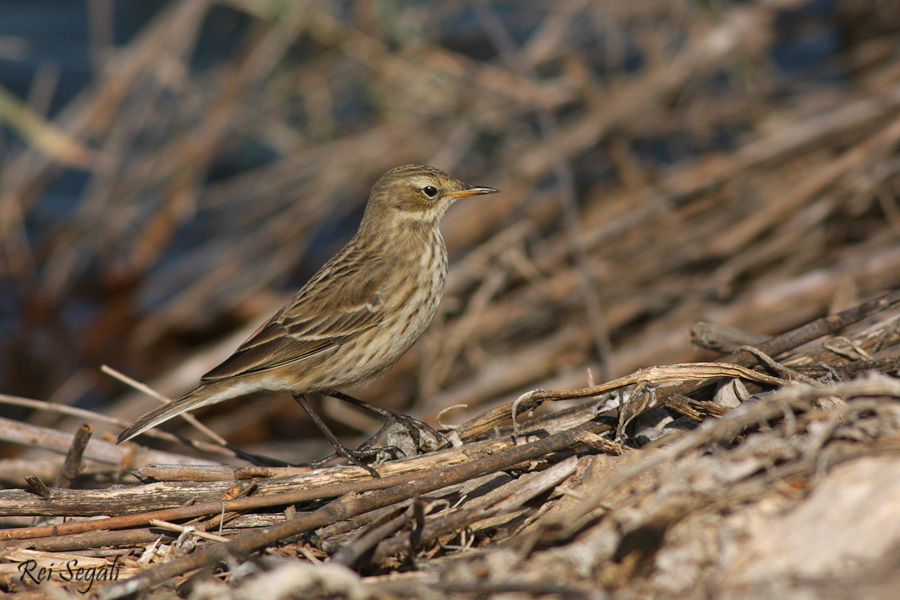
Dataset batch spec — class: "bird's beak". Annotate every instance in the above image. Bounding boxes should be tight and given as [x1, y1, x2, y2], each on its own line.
[444, 185, 499, 201]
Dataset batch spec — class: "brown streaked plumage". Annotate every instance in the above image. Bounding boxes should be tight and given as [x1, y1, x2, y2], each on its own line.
[118, 164, 497, 471]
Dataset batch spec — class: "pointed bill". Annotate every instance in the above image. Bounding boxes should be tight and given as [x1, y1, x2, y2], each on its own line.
[443, 185, 499, 201]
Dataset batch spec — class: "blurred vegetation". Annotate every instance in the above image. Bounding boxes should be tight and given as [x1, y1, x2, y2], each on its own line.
[2, 0, 900, 453]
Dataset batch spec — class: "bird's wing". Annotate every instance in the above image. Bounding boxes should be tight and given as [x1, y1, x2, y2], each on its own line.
[200, 287, 383, 383]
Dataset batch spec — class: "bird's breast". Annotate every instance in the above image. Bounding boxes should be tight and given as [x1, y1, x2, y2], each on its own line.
[383, 230, 447, 335]
[351, 229, 447, 373]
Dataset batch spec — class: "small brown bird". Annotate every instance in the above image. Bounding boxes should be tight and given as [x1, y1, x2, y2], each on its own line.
[118, 164, 497, 473]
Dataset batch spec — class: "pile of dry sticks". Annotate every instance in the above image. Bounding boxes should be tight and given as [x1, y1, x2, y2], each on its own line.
[2, 290, 900, 598]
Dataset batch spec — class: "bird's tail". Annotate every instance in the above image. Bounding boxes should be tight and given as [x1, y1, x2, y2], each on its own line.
[117, 387, 215, 444]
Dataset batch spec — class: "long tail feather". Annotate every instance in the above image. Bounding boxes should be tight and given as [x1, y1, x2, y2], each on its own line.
[117, 389, 210, 444]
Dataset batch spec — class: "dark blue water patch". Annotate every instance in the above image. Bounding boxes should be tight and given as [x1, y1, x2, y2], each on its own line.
[70, 387, 109, 413]
[630, 134, 706, 170]
[204, 137, 281, 185]
[772, 28, 841, 79]
[575, 31, 646, 79]
[776, 0, 835, 26]
[334, 78, 379, 131]
[441, 2, 542, 62]
[299, 199, 365, 269]
[109, 1, 173, 45]
[572, 148, 615, 191]
[0, 1, 91, 112]
[26, 168, 90, 232]
[188, 3, 249, 72]
[0, 282, 16, 391]
[0, 1, 171, 115]
[771, 0, 842, 81]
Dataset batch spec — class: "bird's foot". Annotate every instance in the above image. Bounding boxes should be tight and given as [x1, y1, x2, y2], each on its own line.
[325, 444, 390, 478]
[319, 390, 448, 455]
[359, 412, 447, 455]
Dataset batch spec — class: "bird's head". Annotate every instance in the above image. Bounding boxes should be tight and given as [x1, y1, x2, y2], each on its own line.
[363, 164, 498, 227]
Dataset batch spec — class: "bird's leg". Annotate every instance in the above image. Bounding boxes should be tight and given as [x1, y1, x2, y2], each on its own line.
[292, 393, 382, 478]
[320, 390, 448, 450]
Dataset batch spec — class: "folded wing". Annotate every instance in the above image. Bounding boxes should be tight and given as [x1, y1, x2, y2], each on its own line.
[200, 291, 383, 383]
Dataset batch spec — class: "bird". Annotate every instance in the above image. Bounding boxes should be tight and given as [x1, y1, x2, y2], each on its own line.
[118, 164, 498, 475]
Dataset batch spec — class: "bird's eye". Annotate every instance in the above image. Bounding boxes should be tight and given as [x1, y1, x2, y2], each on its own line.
[422, 185, 438, 198]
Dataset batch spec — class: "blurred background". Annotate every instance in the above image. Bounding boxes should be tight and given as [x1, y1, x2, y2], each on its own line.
[2, 0, 900, 461]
